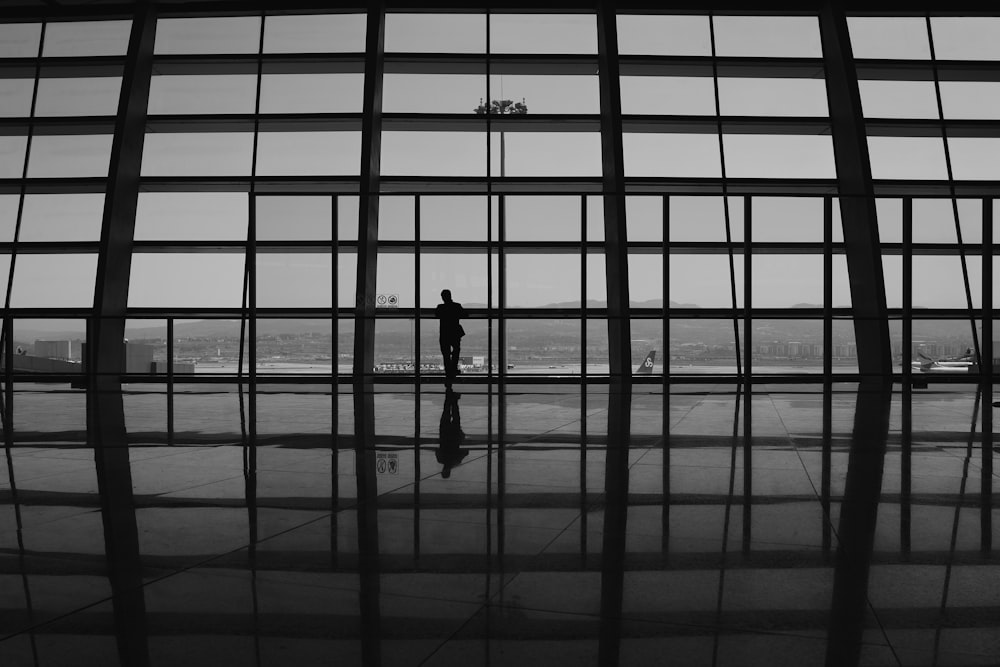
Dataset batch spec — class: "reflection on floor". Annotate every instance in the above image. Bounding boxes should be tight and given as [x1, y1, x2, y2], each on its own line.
[0, 379, 998, 666]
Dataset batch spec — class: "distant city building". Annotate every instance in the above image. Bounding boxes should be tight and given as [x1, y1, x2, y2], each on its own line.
[34, 340, 72, 360]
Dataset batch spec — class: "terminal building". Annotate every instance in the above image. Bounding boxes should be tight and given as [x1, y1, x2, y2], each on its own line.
[0, 2, 997, 666]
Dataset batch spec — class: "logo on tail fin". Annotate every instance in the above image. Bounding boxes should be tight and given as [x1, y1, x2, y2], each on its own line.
[635, 350, 656, 375]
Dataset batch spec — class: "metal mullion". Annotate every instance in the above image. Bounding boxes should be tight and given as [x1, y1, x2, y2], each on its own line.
[662, 194, 670, 553]
[331, 194, 339, 567]
[414, 193, 421, 562]
[580, 194, 588, 559]
[742, 194, 752, 556]
[983, 198, 993, 554]
[902, 197, 913, 554]
[167, 318, 174, 446]
[823, 195, 833, 552]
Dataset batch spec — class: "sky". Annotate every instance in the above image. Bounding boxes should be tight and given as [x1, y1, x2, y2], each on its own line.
[0, 12, 998, 312]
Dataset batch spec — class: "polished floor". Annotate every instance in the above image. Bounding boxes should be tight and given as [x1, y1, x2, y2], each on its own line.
[1, 379, 998, 666]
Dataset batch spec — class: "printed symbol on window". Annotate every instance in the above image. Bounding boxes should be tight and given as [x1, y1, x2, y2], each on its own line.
[376, 452, 398, 474]
[377, 294, 387, 306]
[387, 294, 398, 306]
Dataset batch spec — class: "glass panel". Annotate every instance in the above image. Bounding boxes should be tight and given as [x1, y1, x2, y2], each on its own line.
[586, 252, 607, 304]
[256, 253, 332, 308]
[148, 75, 257, 115]
[0, 78, 35, 117]
[0, 135, 27, 178]
[421, 196, 487, 242]
[506, 319, 582, 372]
[20, 193, 104, 242]
[624, 134, 720, 178]
[376, 251, 414, 309]
[718, 78, 829, 117]
[384, 13, 484, 53]
[43, 20, 131, 57]
[670, 254, 744, 308]
[881, 254, 902, 309]
[875, 197, 902, 243]
[27, 135, 111, 178]
[752, 254, 823, 308]
[626, 196, 662, 242]
[136, 192, 247, 241]
[505, 196, 580, 241]
[338, 196, 359, 241]
[487, 74, 598, 115]
[155, 16, 262, 55]
[752, 319, 824, 373]
[931, 17, 1000, 61]
[669, 319, 742, 373]
[506, 253, 580, 307]
[378, 195, 414, 241]
[832, 254, 852, 308]
[374, 318, 412, 368]
[940, 82, 1000, 120]
[129, 253, 246, 308]
[751, 197, 823, 243]
[141, 133, 253, 176]
[858, 80, 938, 120]
[259, 73, 363, 113]
[867, 137, 947, 180]
[669, 196, 745, 242]
[0, 195, 17, 241]
[723, 135, 835, 179]
[629, 254, 662, 306]
[713, 16, 822, 58]
[847, 17, 930, 60]
[382, 132, 485, 177]
[338, 251, 357, 308]
[630, 318, 662, 375]
[255, 132, 361, 176]
[912, 198, 982, 244]
[0, 23, 41, 58]
[11, 318, 84, 371]
[256, 196, 331, 241]
[10, 254, 97, 307]
[382, 74, 484, 114]
[617, 14, 711, 56]
[912, 320, 979, 370]
[490, 132, 601, 177]
[263, 13, 366, 53]
[35, 77, 121, 117]
[912, 255, 981, 308]
[619, 76, 715, 116]
[419, 252, 490, 308]
[490, 14, 596, 55]
[949, 138, 1000, 180]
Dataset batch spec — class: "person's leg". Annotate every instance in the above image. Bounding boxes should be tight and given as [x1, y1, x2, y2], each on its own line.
[451, 340, 461, 375]
[440, 339, 451, 377]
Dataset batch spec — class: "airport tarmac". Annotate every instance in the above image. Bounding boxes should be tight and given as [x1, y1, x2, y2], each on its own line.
[0, 379, 998, 666]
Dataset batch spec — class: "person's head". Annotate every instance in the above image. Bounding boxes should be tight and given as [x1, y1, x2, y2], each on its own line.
[441, 289, 452, 303]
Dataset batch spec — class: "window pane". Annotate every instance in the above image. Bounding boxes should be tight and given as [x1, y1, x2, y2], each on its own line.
[724, 135, 835, 179]
[505, 196, 580, 241]
[260, 74, 363, 113]
[141, 133, 253, 176]
[867, 137, 947, 180]
[586, 252, 607, 303]
[0, 136, 27, 178]
[421, 196, 487, 242]
[490, 14, 596, 54]
[155, 16, 261, 55]
[848, 17, 930, 60]
[719, 78, 828, 117]
[263, 13, 366, 53]
[136, 192, 247, 241]
[376, 251, 414, 309]
[129, 253, 246, 307]
[0, 23, 41, 58]
[382, 132, 484, 177]
[378, 196, 413, 241]
[506, 254, 580, 307]
[670, 254, 744, 308]
[669, 196, 744, 243]
[912, 255, 982, 308]
[0, 195, 17, 241]
[148, 75, 257, 115]
[619, 77, 715, 116]
[0, 78, 36, 117]
[859, 80, 938, 119]
[752, 254, 823, 308]
[617, 14, 710, 56]
[629, 254, 662, 306]
[11, 254, 97, 307]
[20, 193, 104, 242]
[487, 74, 597, 115]
[931, 17, 1000, 61]
[338, 251, 356, 308]
[257, 253, 332, 308]
[941, 82, 1000, 120]
[624, 134, 720, 178]
[385, 14, 484, 53]
[949, 138, 1000, 180]
[27, 135, 111, 177]
[382, 74, 483, 114]
[506, 319, 581, 371]
[751, 197, 824, 242]
[255, 132, 361, 176]
[257, 196, 331, 241]
[43, 20, 131, 57]
[714, 16, 822, 58]
[419, 252, 489, 307]
[627, 196, 662, 242]
[912, 198, 982, 244]
[35, 77, 122, 117]
[752, 320, 824, 373]
[492, 132, 600, 177]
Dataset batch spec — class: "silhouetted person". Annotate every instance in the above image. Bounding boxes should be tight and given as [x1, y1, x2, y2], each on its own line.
[434, 289, 466, 385]
[436, 389, 468, 478]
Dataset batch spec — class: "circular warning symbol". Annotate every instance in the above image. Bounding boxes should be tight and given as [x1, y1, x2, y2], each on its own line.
[376, 294, 387, 306]
[387, 294, 398, 306]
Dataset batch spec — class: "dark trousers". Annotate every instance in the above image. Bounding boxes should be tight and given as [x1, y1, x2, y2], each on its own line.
[440, 338, 461, 378]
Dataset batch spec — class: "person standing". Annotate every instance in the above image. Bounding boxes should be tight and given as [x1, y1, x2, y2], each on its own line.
[434, 289, 467, 384]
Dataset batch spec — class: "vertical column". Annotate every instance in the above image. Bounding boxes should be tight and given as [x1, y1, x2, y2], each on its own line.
[819, 1, 892, 378]
[89, 6, 157, 666]
[983, 199, 993, 553]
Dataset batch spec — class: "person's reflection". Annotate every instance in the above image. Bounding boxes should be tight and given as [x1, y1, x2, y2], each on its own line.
[436, 389, 468, 478]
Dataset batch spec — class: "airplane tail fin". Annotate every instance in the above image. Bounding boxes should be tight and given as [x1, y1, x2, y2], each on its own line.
[635, 350, 656, 375]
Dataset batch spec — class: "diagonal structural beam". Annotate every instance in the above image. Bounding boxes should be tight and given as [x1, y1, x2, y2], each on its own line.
[819, 2, 892, 378]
